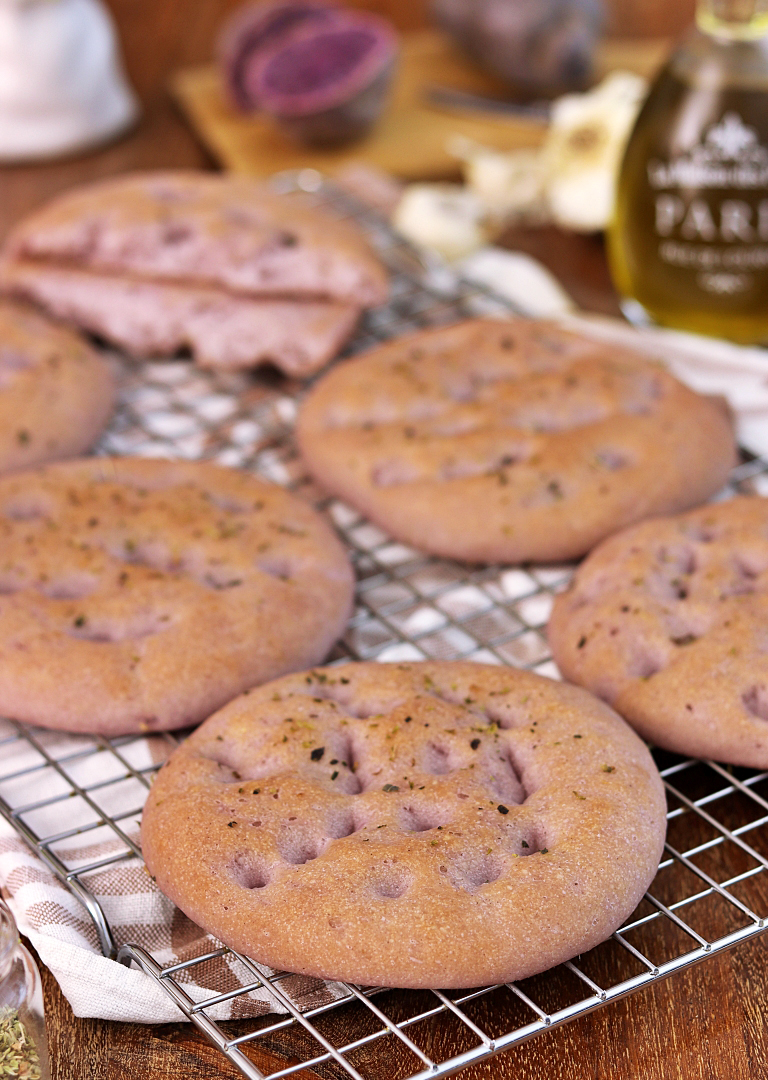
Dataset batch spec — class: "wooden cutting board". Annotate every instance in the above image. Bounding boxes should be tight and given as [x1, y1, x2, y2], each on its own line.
[171, 29, 669, 180]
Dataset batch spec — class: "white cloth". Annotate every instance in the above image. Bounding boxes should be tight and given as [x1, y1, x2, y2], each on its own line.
[0, 0, 138, 161]
[0, 723, 349, 1022]
[459, 246, 577, 318]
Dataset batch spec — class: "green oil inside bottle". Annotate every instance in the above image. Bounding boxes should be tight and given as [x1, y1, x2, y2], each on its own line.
[608, 0, 768, 343]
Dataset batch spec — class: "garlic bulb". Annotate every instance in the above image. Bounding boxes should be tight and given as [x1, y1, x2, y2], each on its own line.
[456, 72, 648, 234]
[543, 71, 647, 231]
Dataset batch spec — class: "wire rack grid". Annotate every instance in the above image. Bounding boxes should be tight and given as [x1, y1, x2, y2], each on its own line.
[2, 173, 768, 1080]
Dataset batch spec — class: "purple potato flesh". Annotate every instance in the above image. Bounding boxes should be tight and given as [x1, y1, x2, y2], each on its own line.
[252, 12, 398, 146]
[219, 0, 340, 110]
[261, 29, 382, 100]
[264, 62, 396, 147]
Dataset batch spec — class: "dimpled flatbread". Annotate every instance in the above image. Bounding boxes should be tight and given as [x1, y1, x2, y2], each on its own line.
[0, 170, 387, 376]
[296, 317, 737, 564]
[0, 299, 114, 473]
[549, 496, 768, 767]
[2, 170, 388, 306]
[141, 661, 667, 988]
[0, 457, 353, 735]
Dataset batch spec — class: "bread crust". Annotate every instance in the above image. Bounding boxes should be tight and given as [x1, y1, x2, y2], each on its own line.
[141, 661, 667, 988]
[0, 457, 353, 734]
[0, 299, 114, 473]
[296, 317, 737, 564]
[549, 497, 768, 766]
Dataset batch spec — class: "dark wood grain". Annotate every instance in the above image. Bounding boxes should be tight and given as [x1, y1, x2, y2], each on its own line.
[39, 925, 768, 1079]
[5, 1, 765, 1077]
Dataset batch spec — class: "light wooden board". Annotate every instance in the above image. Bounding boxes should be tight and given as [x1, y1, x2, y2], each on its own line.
[171, 29, 669, 180]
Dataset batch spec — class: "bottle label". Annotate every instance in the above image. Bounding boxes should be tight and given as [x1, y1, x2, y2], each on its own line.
[646, 112, 768, 294]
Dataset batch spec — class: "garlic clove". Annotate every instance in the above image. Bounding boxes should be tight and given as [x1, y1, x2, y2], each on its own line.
[464, 148, 551, 224]
[392, 184, 488, 260]
[542, 71, 648, 232]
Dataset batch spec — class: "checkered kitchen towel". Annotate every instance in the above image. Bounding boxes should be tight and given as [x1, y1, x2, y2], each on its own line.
[0, 719, 348, 1022]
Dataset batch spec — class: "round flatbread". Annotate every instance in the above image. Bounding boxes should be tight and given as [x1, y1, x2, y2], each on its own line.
[549, 497, 768, 766]
[0, 299, 114, 473]
[141, 661, 666, 988]
[0, 457, 353, 735]
[296, 317, 737, 564]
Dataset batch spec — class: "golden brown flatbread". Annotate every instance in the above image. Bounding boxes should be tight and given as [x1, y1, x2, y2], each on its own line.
[549, 496, 768, 767]
[142, 661, 667, 988]
[0, 457, 353, 735]
[296, 317, 737, 564]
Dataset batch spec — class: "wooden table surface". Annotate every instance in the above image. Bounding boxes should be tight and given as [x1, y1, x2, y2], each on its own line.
[1, 0, 766, 1077]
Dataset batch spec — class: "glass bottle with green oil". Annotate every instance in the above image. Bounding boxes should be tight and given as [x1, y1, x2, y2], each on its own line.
[608, 0, 768, 343]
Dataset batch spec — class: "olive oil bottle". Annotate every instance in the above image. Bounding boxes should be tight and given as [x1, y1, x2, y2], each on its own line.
[608, 0, 768, 343]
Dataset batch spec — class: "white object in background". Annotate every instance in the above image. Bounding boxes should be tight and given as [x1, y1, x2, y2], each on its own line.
[450, 136, 550, 225]
[392, 183, 488, 261]
[544, 71, 647, 232]
[0, 0, 138, 161]
[458, 246, 576, 317]
[453, 72, 648, 233]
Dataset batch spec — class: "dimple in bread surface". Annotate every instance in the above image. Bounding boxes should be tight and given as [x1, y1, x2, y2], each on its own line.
[549, 497, 768, 767]
[0, 299, 115, 473]
[296, 317, 737, 564]
[141, 661, 667, 988]
[0, 457, 353, 735]
[1, 171, 388, 307]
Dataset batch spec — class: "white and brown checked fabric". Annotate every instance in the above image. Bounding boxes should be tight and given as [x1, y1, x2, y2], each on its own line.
[0, 718, 349, 1022]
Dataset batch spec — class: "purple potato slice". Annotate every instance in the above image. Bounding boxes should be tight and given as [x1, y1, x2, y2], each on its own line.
[251, 11, 398, 147]
[218, 0, 340, 111]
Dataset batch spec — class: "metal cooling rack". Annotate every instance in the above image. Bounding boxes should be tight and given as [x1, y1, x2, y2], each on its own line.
[3, 173, 768, 1079]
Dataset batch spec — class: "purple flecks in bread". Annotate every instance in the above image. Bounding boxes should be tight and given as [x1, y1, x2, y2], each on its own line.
[0, 263, 360, 376]
[0, 170, 387, 376]
[549, 497, 768, 766]
[1, 171, 388, 306]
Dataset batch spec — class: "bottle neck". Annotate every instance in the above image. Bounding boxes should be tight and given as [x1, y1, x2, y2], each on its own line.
[697, 0, 768, 39]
